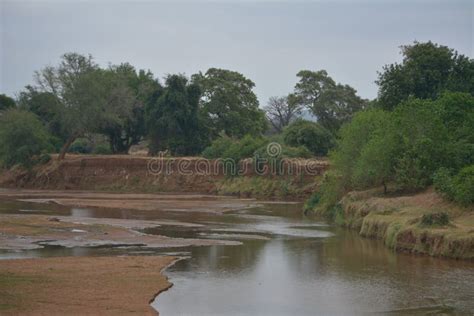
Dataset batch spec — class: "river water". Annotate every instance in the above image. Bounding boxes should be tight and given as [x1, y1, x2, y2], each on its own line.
[1, 198, 473, 315]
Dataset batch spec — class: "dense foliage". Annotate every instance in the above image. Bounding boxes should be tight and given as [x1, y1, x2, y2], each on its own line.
[192, 68, 267, 139]
[317, 92, 474, 210]
[376, 41, 474, 110]
[145, 74, 205, 156]
[291, 70, 367, 132]
[0, 110, 52, 168]
[282, 119, 334, 156]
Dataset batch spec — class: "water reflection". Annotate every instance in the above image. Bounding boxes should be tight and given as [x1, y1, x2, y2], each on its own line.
[153, 206, 474, 315]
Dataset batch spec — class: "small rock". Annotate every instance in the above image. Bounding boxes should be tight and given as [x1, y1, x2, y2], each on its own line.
[48, 217, 60, 222]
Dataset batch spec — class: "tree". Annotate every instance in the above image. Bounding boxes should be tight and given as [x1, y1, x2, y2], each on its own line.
[191, 68, 267, 139]
[0, 94, 15, 111]
[376, 41, 474, 110]
[31, 53, 135, 159]
[0, 109, 51, 168]
[292, 70, 367, 132]
[145, 74, 205, 155]
[263, 95, 302, 133]
[283, 119, 334, 156]
[17, 87, 66, 149]
[100, 64, 160, 154]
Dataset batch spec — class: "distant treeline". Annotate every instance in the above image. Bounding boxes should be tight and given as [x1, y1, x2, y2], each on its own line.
[0, 41, 473, 205]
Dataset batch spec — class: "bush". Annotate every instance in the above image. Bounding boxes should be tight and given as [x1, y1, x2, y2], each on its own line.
[303, 192, 320, 213]
[68, 138, 92, 154]
[450, 165, 474, 205]
[0, 109, 52, 168]
[436, 166, 474, 205]
[420, 212, 450, 226]
[201, 135, 236, 159]
[38, 153, 52, 165]
[433, 167, 454, 198]
[283, 119, 334, 156]
[92, 144, 112, 155]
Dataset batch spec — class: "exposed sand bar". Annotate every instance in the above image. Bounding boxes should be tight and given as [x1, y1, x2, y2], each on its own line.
[0, 214, 240, 250]
[0, 256, 176, 315]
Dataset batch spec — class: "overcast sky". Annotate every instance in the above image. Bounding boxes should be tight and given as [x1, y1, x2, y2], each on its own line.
[1, 0, 472, 105]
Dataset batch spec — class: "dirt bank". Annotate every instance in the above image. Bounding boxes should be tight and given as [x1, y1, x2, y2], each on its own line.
[0, 155, 328, 199]
[334, 188, 474, 259]
[0, 256, 176, 315]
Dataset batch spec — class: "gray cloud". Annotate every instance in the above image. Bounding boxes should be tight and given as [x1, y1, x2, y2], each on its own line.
[1, 0, 472, 105]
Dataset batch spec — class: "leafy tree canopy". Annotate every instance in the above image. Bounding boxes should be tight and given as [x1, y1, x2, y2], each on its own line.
[292, 70, 367, 132]
[145, 74, 205, 156]
[30, 53, 140, 159]
[192, 68, 267, 139]
[376, 41, 474, 110]
[100, 63, 160, 154]
[0, 109, 51, 168]
[283, 119, 334, 156]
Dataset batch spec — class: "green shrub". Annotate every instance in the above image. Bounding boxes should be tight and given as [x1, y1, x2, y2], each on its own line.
[283, 119, 335, 156]
[93, 144, 112, 155]
[0, 109, 52, 168]
[201, 135, 236, 159]
[451, 165, 474, 205]
[68, 138, 92, 154]
[38, 153, 52, 165]
[420, 212, 450, 226]
[434, 166, 474, 205]
[303, 192, 320, 212]
[433, 167, 454, 199]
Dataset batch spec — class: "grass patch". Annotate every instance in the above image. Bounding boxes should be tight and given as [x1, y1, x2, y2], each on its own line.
[420, 212, 450, 227]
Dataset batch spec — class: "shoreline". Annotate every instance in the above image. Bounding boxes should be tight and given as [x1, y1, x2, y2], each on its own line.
[320, 188, 474, 260]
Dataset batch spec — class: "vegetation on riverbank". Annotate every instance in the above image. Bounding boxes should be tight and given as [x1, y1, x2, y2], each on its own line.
[304, 42, 473, 259]
[322, 188, 473, 259]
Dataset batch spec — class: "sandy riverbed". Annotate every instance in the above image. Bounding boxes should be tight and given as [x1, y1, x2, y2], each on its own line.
[0, 256, 176, 315]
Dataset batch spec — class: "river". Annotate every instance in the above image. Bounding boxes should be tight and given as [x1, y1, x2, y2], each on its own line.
[0, 196, 473, 315]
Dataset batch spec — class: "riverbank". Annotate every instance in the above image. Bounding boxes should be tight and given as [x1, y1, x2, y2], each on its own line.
[0, 256, 176, 315]
[323, 188, 474, 259]
[0, 154, 327, 200]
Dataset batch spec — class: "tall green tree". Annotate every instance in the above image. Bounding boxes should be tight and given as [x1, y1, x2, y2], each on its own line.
[31, 53, 136, 159]
[191, 68, 267, 139]
[145, 74, 204, 155]
[376, 41, 474, 110]
[18, 87, 66, 149]
[292, 70, 367, 132]
[100, 64, 160, 154]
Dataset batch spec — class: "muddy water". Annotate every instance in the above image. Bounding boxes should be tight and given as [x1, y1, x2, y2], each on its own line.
[1, 198, 473, 315]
